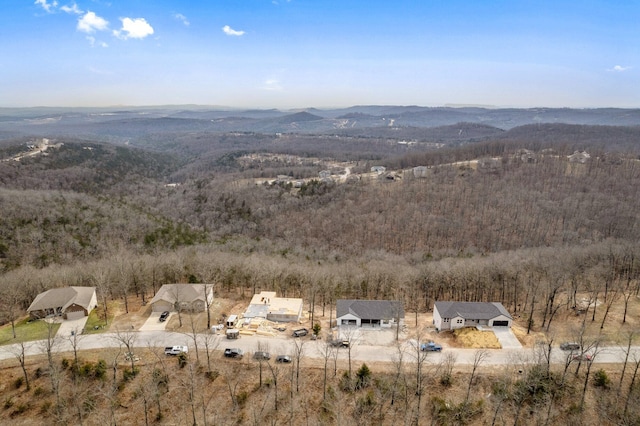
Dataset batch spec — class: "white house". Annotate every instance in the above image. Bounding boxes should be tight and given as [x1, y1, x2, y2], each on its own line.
[433, 301, 512, 331]
[27, 286, 97, 320]
[150, 284, 214, 313]
[336, 299, 404, 328]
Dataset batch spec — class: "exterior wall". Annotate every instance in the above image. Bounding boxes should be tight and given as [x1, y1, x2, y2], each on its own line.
[65, 307, 87, 320]
[89, 291, 98, 313]
[337, 313, 360, 327]
[450, 315, 465, 330]
[488, 315, 512, 327]
[433, 305, 445, 331]
[152, 300, 174, 312]
[267, 313, 299, 322]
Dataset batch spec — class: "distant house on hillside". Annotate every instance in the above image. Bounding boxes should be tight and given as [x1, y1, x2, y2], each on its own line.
[150, 284, 213, 313]
[568, 151, 591, 163]
[433, 301, 512, 331]
[27, 286, 97, 320]
[336, 299, 404, 328]
[371, 166, 386, 174]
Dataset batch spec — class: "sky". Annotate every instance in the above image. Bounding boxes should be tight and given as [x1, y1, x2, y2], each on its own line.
[1, 0, 638, 109]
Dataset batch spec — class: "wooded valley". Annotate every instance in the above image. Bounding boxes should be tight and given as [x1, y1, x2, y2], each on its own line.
[0, 106, 639, 424]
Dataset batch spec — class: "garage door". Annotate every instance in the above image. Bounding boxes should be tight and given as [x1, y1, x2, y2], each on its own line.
[493, 321, 509, 326]
[66, 310, 86, 320]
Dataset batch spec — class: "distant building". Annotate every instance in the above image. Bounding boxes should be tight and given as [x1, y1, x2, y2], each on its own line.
[244, 291, 303, 323]
[568, 151, 591, 163]
[336, 299, 404, 328]
[433, 301, 512, 331]
[371, 166, 386, 174]
[149, 284, 213, 313]
[27, 287, 97, 320]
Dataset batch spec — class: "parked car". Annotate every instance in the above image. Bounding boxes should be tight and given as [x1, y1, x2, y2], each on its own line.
[253, 351, 271, 361]
[420, 341, 443, 352]
[159, 311, 170, 322]
[276, 355, 292, 363]
[573, 353, 593, 362]
[560, 342, 581, 351]
[292, 328, 309, 337]
[165, 345, 188, 356]
[224, 348, 244, 358]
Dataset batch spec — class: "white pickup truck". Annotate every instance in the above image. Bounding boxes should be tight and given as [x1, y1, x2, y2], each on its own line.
[164, 345, 188, 355]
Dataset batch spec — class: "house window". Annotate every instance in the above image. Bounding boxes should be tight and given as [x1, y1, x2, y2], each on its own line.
[456, 319, 463, 324]
[443, 318, 449, 322]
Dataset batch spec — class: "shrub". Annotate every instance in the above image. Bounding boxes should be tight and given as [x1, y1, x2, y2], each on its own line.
[177, 352, 188, 368]
[13, 377, 23, 389]
[236, 391, 249, 407]
[11, 403, 29, 417]
[4, 397, 13, 410]
[123, 367, 139, 382]
[33, 387, 45, 397]
[356, 363, 372, 389]
[93, 360, 107, 380]
[593, 369, 611, 389]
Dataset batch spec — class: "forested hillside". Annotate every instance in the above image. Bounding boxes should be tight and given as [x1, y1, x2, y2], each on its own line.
[0, 118, 638, 320]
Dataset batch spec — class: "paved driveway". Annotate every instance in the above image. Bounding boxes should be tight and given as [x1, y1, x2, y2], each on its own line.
[139, 311, 169, 331]
[55, 316, 89, 338]
[492, 326, 522, 349]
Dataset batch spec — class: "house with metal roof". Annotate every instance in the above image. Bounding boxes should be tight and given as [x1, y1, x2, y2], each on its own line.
[27, 286, 97, 320]
[433, 301, 512, 331]
[336, 299, 404, 328]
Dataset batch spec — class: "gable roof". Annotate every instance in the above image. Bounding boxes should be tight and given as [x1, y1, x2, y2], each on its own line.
[336, 299, 404, 321]
[434, 301, 512, 320]
[27, 287, 96, 312]
[150, 284, 211, 305]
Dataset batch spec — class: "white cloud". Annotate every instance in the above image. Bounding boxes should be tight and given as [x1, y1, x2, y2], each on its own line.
[60, 2, 82, 14]
[222, 25, 245, 36]
[263, 79, 283, 91]
[77, 11, 109, 33]
[86, 36, 108, 48]
[608, 65, 631, 72]
[174, 13, 189, 26]
[113, 17, 154, 39]
[35, 0, 58, 13]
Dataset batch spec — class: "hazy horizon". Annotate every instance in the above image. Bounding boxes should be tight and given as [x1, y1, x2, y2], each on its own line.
[2, 1, 638, 109]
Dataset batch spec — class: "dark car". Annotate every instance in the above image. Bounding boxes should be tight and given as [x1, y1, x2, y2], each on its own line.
[560, 342, 581, 351]
[159, 311, 170, 322]
[292, 328, 309, 337]
[276, 355, 292, 363]
[253, 351, 271, 361]
[224, 348, 244, 358]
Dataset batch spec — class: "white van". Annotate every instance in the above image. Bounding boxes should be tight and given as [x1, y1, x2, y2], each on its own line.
[226, 315, 238, 328]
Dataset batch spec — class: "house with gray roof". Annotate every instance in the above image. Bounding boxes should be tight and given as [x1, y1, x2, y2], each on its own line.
[27, 286, 97, 320]
[433, 301, 512, 331]
[336, 299, 404, 328]
[149, 284, 213, 313]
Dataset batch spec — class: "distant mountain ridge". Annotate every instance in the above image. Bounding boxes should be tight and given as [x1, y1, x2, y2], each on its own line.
[0, 106, 638, 142]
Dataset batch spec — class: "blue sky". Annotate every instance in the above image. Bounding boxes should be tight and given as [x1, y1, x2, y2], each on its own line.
[1, 0, 638, 108]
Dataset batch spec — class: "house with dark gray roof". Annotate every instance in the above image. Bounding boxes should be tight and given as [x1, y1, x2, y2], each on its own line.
[336, 299, 404, 328]
[433, 301, 512, 331]
[27, 286, 97, 320]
